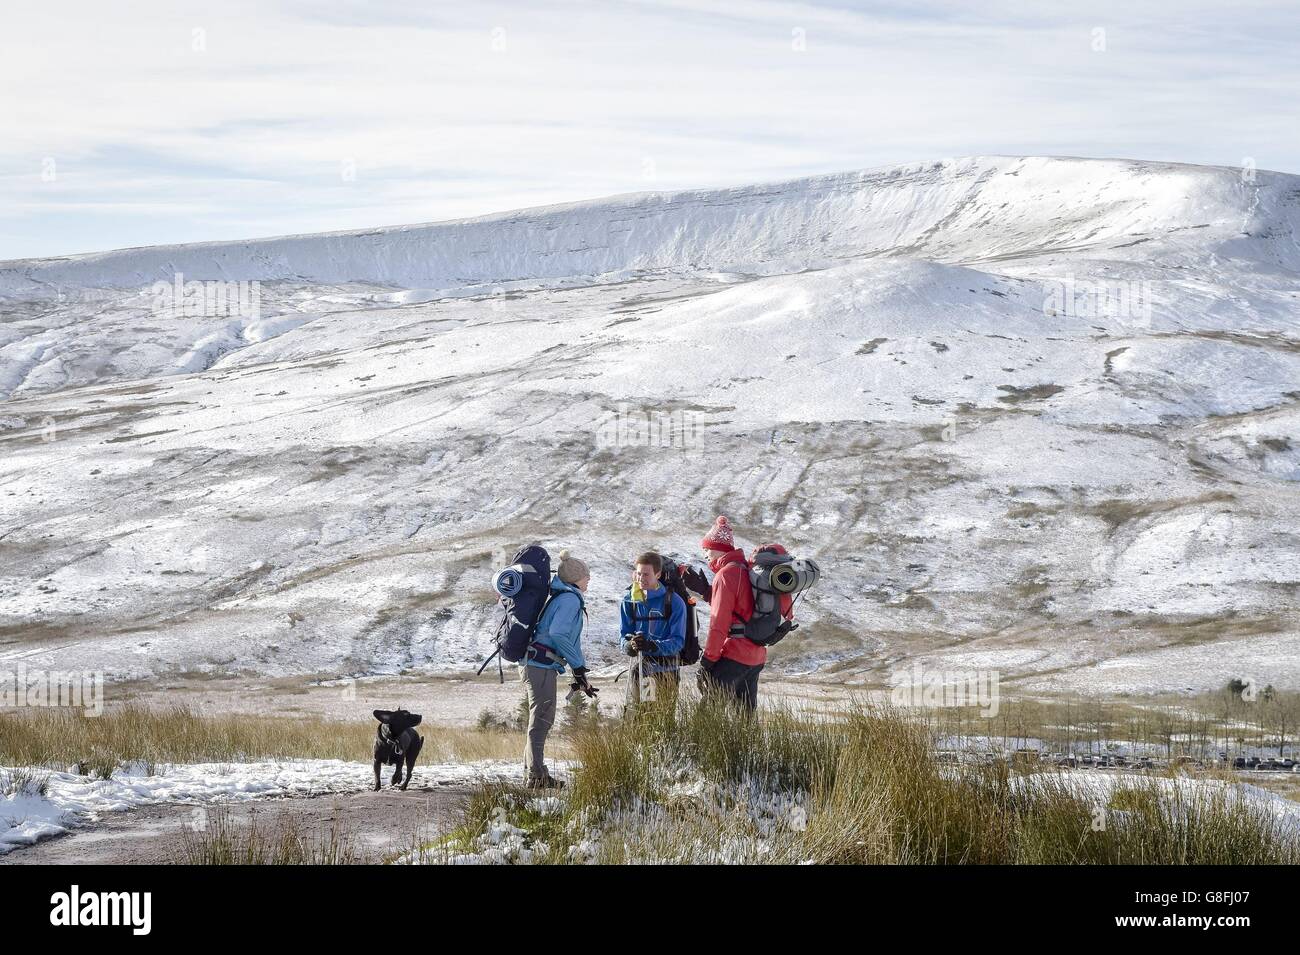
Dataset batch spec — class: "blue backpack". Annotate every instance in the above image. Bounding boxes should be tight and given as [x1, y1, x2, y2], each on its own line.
[480, 545, 552, 675]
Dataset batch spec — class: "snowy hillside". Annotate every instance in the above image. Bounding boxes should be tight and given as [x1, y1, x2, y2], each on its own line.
[2, 156, 1299, 694]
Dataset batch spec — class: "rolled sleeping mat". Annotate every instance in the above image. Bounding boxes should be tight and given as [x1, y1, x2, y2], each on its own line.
[769, 558, 821, 594]
[494, 564, 526, 597]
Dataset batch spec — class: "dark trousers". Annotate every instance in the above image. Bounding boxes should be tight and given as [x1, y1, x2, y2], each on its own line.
[702, 658, 763, 712]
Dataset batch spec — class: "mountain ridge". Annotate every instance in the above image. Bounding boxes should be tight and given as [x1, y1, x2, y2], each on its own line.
[4, 155, 1297, 296]
[1, 155, 1298, 695]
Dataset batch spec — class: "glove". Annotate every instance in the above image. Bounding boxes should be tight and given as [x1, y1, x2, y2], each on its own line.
[681, 565, 711, 599]
[571, 667, 599, 698]
[630, 635, 658, 654]
[623, 639, 639, 657]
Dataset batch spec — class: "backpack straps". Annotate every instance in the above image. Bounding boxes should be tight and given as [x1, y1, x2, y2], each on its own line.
[531, 585, 584, 659]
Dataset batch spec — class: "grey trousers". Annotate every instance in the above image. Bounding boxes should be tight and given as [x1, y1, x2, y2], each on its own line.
[522, 664, 557, 780]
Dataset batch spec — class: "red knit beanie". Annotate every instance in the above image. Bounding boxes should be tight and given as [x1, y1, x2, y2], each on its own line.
[700, 515, 735, 552]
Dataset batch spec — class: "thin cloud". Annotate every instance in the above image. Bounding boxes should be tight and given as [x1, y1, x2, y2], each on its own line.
[2, 0, 1296, 258]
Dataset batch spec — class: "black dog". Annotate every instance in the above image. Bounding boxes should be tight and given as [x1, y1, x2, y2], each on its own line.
[372, 708, 424, 791]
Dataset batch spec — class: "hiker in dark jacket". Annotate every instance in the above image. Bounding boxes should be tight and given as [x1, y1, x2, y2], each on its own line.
[619, 551, 687, 711]
[523, 550, 592, 788]
[696, 516, 767, 711]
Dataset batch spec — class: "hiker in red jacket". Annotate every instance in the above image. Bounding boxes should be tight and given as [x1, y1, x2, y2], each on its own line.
[697, 515, 768, 711]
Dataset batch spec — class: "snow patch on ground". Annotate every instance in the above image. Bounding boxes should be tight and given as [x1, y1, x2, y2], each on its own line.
[0, 758, 515, 855]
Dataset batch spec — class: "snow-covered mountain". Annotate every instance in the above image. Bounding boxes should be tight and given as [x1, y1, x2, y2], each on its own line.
[2, 156, 1299, 694]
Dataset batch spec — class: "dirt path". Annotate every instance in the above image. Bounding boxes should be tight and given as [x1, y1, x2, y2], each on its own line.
[109, 672, 872, 726]
[0, 785, 470, 865]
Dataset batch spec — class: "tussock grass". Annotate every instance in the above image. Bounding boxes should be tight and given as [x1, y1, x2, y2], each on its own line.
[0, 703, 522, 771]
[446, 696, 1300, 865]
[802, 710, 1017, 864]
[569, 695, 841, 812]
[180, 806, 366, 865]
[0, 766, 50, 798]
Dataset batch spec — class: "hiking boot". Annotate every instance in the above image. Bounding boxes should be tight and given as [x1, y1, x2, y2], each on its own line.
[526, 773, 565, 790]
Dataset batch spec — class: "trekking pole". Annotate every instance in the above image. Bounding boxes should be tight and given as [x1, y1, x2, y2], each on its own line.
[642, 606, 664, 704]
[630, 578, 645, 706]
[630, 579, 657, 706]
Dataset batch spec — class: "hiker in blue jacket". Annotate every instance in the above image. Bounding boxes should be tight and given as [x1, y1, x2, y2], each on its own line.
[523, 550, 593, 789]
[620, 551, 686, 712]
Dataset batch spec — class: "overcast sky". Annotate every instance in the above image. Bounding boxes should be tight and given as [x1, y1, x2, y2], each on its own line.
[3, 0, 1297, 259]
